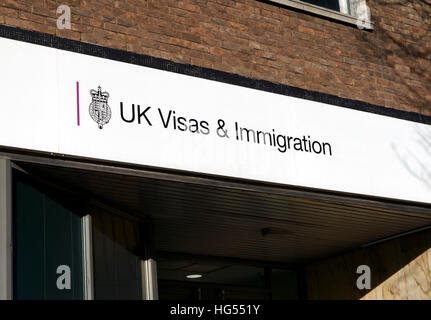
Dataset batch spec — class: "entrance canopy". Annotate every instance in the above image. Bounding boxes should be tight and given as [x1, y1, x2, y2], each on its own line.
[9, 153, 431, 266]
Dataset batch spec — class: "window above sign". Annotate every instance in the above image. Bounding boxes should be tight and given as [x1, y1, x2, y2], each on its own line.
[269, 0, 373, 29]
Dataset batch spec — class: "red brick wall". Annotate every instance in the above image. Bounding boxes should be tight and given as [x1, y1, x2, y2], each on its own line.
[1, 0, 430, 115]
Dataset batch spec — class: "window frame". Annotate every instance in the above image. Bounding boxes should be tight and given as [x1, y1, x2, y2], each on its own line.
[269, 0, 374, 30]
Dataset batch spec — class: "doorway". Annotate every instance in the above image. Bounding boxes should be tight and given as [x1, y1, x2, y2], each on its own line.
[157, 255, 298, 300]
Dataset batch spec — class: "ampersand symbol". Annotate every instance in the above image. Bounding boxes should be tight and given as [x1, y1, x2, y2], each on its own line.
[217, 119, 229, 138]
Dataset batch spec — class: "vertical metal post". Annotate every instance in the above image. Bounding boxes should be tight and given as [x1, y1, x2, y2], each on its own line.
[140, 219, 158, 300]
[0, 159, 12, 300]
[82, 214, 94, 300]
[141, 258, 158, 300]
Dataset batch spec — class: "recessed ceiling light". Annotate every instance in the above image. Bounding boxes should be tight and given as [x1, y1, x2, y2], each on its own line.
[186, 274, 202, 279]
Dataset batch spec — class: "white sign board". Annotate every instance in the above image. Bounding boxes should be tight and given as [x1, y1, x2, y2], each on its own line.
[1, 37, 430, 204]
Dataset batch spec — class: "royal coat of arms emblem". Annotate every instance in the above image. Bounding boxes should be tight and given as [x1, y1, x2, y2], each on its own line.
[89, 86, 111, 129]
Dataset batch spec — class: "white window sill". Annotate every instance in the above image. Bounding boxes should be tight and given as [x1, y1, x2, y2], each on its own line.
[268, 0, 374, 30]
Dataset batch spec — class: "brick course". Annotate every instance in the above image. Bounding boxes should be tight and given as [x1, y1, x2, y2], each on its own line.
[0, 0, 430, 115]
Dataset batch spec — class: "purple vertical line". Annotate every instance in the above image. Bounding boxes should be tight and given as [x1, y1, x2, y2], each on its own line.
[76, 81, 80, 126]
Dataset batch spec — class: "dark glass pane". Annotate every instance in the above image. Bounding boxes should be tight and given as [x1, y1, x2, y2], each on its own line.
[13, 176, 84, 300]
[301, 0, 341, 12]
[91, 208, 143, 300]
